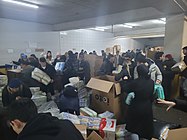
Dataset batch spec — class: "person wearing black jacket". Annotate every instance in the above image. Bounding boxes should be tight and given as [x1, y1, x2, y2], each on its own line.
[39, 57, 56, 95]
[97, 55, 115, 76]
[162, 54, 177, 99]
[0, 107, 17, 140]
[56, 86, 80, 115]
[2, 78, 32, 107]
[62, 51, 79, 87]
[7, 98, 84, 140]
[78, 53, 91, 84]
[181, 46, 187, 98]
[123, 64, 154, 140]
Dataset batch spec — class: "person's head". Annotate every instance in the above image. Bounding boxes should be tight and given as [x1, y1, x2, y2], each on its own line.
[67, 50, 74, 59]
[75, 52, 78, 59]
[79, 53, 84, 61]
[124, 54, 132, 61]
[7, 98, 37, 134]
[182, 46, 187, 56]
[116, 50, 120, 55]
[63, 86, 78, 97]
[135, 53, 146, 65]
[108, 55, 114, 63]
[46, 51, 52, 59]
[7, 78, 22, 94]
[39, 57, 47, 68]
[137, 64, 149, 78]
[60, 55, 66, 62]
[20, 59, 30, 69]
[154, 52, 164, 61]
[165, 54, 173, 60]
[30, 54, 37, 60]
[56, 52, 61, 59]
[20, 53, 27, 59]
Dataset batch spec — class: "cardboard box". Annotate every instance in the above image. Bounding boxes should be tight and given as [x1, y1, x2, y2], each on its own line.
[166, 128, 187, 140]
[75, 124, 87, 139]
[87, 131, 103, 140]
[86, 75, 123, 121]
[87, 129, 115, 140]
[84, 54, 103, 77]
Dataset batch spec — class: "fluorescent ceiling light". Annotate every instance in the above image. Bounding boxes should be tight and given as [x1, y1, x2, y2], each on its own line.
[117, 24, 133, 28]
[160, 18, 166, 22]
[90, 26, 110, 31]
[152, 19, 166, 24]
[60, 32, 67, 35]
[125, 23, 139, 26]
[2, 0, 39, 9]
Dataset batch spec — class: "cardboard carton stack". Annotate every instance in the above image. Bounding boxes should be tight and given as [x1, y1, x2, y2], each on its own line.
[31, 68, 51, 85]
[86, 75, 124, 121]
[0, 87, 3, 107]
[65, 78, 91, 108]
[0, 75, 8, 107]
[30, 87, 47, 107]
[84, 54, 103, 77]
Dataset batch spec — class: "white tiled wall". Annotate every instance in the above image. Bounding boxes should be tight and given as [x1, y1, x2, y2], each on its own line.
[0, 32, 60, 65]
[60, 29, 114, 55]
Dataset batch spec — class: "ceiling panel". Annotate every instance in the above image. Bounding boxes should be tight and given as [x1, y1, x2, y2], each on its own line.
[0, 0, 186, 25]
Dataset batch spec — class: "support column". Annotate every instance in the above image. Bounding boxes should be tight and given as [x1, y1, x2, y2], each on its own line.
[164, 14, 186, 61]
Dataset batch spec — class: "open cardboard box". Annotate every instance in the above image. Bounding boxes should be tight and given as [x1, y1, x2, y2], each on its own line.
[166, 127, 187, 140]
[86, 75, 124, 121]
[151, 128, 187, 140]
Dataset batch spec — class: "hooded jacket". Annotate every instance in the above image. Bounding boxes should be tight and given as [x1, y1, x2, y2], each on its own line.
[18, 113, 84, 140]
[134, 58, 162, 82]
[57, 86, 80, 115]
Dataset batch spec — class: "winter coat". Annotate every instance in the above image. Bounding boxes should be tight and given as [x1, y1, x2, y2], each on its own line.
[17, 113, 84, 140]
[123, 77, 154, 139]
[2, 84, 32, 107]
[134, 59, 162, 82]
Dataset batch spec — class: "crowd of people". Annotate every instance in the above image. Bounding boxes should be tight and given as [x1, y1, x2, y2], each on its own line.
[0, 46, 186, 140]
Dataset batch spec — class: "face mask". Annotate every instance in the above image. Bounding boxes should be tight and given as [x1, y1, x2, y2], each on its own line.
[42, 66, 46, 69]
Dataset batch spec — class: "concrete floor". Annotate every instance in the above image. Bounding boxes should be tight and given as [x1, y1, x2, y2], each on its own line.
[153, 104, 187, 127]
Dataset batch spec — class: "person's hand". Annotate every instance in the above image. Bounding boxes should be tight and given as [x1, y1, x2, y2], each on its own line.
[156, 79, 161, 84]
[16, 96, 21, 100]
[157, 99, 176, 111]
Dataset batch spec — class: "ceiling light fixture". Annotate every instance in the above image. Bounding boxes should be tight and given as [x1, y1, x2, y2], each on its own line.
[2, 0, 39, 9]
[90, 26, 109, 31]
[152, 19, 166, 24]
[118, 24, 133, 28]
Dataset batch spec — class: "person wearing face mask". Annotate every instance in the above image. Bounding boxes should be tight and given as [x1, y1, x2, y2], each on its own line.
[2, 78, 32, 107]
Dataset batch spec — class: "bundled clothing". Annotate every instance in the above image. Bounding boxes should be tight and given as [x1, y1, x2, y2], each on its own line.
[17, 113, 84, 140]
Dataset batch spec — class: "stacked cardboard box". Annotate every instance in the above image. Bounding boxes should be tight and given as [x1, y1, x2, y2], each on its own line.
[84, 54, 103, 77]
[0, 87, 3, 107]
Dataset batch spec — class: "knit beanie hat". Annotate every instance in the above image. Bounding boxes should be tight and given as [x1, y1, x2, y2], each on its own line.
[8, 78, 22, 88]
[165, 54, 173, 60]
